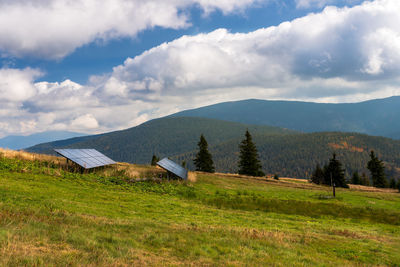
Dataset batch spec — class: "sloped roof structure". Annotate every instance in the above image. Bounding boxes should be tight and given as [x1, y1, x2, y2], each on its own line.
[55, 149, 116, 169]
[157, 158, 188, 180]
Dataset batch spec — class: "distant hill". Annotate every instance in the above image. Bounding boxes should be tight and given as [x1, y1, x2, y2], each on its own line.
[27, 117, 400, 180]
[28, 117, 295, 163]
[0, 131, 86, 150]
[171, 96, 400, 139]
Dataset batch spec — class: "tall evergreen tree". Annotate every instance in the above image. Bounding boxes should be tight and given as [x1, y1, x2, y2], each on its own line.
[238, 130, 264, 177]
[367, 150, 387, 188]
[324, 153, 348, 188]
[193, 134, 215, 173]
[311, 163, 324, 184]
[351, 171, 361, 185]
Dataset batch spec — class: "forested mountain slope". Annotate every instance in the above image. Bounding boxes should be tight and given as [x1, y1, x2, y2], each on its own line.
[171, 96, 400, 139]
[28, 117, 295, 163]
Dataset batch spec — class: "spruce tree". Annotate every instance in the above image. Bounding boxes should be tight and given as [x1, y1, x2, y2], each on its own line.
[238, 130, 264, 177]
[193, 134, 215, 173]
[324, 153, 348, 188]
[311, 164, 324, 184]
[351, 171, 361, 185]
[367, 150, 387, 188]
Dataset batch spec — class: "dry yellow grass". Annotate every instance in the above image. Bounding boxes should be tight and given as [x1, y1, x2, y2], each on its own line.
[188, 172, 197, 182]
[112, 162, 166, 179]
[348, 184, 398, 193]
[0, 148, 62, 162]
[201, 171, 327, 191]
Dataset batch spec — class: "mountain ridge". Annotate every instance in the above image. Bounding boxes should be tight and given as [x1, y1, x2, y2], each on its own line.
[0, 131, 87, 150]
[171, 96, 400, 138]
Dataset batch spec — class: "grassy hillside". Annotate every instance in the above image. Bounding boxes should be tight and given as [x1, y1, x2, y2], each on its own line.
[1, 150, 400, 266]
[172, 96, 400, 139]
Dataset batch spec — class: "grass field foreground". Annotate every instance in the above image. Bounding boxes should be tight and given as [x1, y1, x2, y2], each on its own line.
[0, 150, 400, 266]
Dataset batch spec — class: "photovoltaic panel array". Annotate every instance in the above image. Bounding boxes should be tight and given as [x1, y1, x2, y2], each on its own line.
[55, 149, 116, 169]
[157, 158, 188, 180]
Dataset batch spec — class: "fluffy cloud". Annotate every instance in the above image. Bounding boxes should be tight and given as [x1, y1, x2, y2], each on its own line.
[71, 114, 99, 129]
[99, 0, 400, 97]
[0, 0, 264, 59]
[1, 0, 400, 137]
[0, 68, 42, 102]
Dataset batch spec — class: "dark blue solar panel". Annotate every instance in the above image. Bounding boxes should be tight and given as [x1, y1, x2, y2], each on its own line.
[55, 149, 116, 169]
[157, 158, 188, 180]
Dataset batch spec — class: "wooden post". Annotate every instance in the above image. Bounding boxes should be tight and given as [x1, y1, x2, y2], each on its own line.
[333, 183, 336, 197]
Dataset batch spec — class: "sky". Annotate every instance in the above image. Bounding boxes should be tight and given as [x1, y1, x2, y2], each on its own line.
[0, 0, 399, 137]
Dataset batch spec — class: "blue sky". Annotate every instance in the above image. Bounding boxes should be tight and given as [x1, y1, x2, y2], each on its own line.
[0, 0, 399, 137]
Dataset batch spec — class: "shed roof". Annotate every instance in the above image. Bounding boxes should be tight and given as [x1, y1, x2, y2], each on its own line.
[157, 158, 188, 180]
[55, 149, 116, 169]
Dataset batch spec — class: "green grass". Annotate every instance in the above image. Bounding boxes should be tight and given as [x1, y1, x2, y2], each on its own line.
[0, 156, 400, 266]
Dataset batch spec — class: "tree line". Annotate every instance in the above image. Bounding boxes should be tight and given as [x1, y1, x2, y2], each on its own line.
[311, 150, 400, 190]
[151, 130, 400, 192]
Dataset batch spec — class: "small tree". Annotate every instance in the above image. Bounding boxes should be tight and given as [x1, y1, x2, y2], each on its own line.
[151, 154, 159, 166]
[324, 153, 348, 188]
[274, 173, 279, 180]
[351, 171, 361, 185]
[389, 178, 396, 189]
[360, 172, 370, 186]
[193, 134, 215, 173]
[311, 164, 324, 185]
[367, 150, 387, 188]
[238, 130, 264, 177]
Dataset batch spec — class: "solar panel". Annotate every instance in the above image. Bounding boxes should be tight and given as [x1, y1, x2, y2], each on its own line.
[157, 158, 188, 180]
[55, 149, 116, 169]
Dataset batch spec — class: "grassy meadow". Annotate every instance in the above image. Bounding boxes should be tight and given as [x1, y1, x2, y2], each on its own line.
[0, 149, 400, 266]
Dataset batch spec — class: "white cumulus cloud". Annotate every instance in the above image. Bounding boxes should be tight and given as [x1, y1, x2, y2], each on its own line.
[71, 114, 99, 129]
[0, 0, 264, 59]
[98, 0, 400, 100]
[0, 68, 42, 102]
